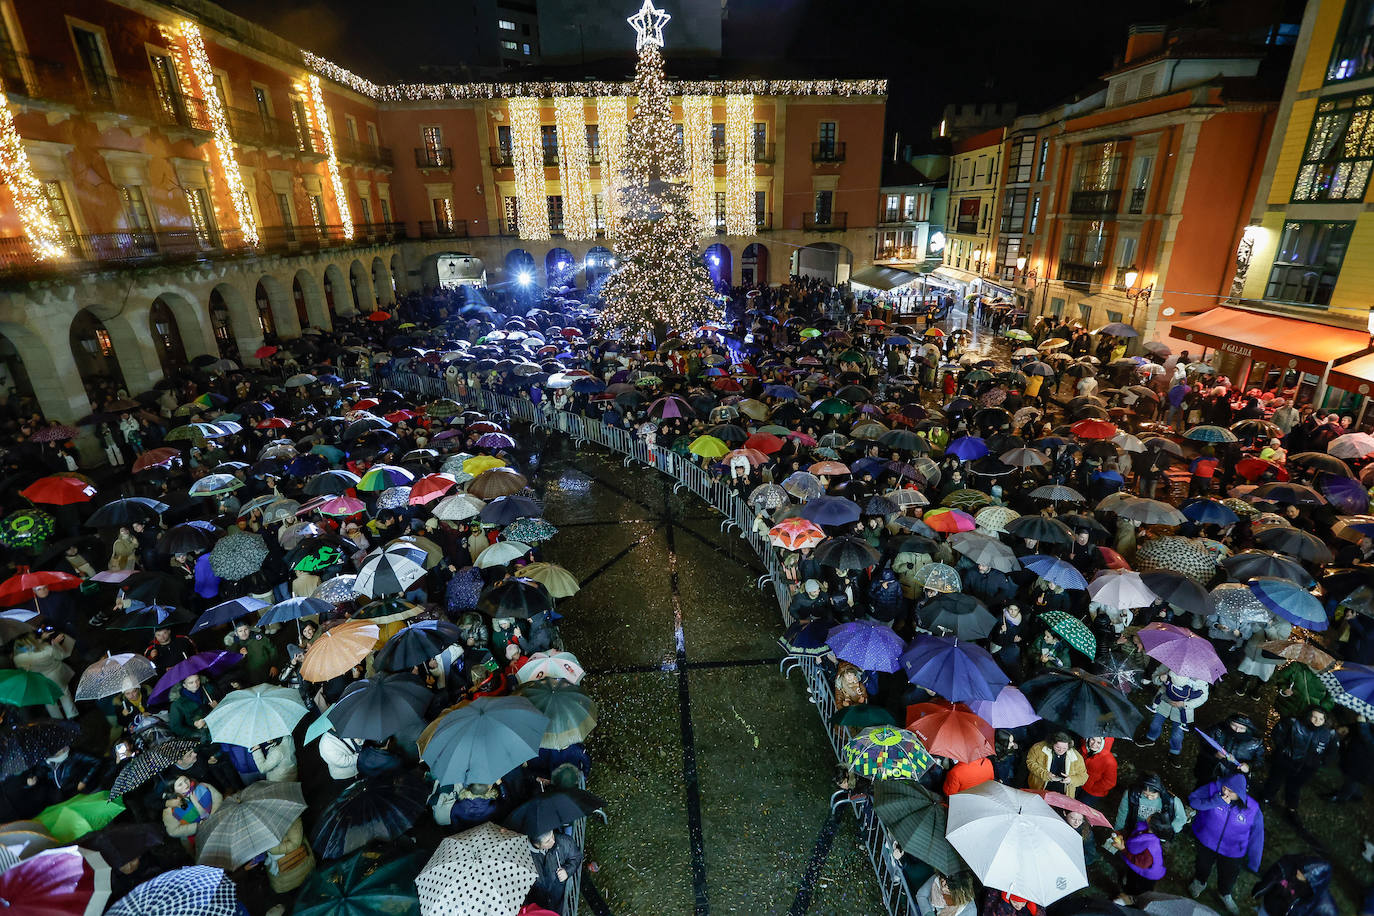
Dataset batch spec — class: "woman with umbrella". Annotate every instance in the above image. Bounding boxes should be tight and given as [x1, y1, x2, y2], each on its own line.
[12, 630, 77, 719]
[1139, 665, 1210, 756]
[161, 771, 223, 853]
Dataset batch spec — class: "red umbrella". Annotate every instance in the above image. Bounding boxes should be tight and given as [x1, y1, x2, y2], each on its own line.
[256, 418, 293, 429]
[0, 568, 82, 604]
[254, 345, 279, 359]
[132, 448, 182, 473]
[768, 518, 825, 551]
[409, 474, 458, 505]
[743, 433, 783, 454]
[20, 477, 97, 506]
[367, 311, 392, 322]
[1030, 789, 1111, 828]
[1097, 547, 1131, 570]
[0, 845, 111, 916]
[384, 410, 416, 423]
[905, 701, 995, 762]
[787, 432, 818, 447]
[923, 508, 976, 533]
[353, 398, 381, 410]
[1070, 419, 1119, 440]
[725, 448, 769, 467]
[712, 377, 743, 392]
[1235, 457, 1288, 482]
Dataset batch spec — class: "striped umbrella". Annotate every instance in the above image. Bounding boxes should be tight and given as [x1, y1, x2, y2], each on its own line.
[1249, 576, 1328, 631]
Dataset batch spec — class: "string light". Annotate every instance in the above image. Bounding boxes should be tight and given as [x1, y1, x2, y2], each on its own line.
[598, 11, 718, 340]
[725, 93, 756, 236]
[595, 96, 628, 239]
[682, 95, 714, 237]
[0, 89, 66, 261]
[172, 22, 258, 246]
[554, 96, 593, 240]
[509, 97, 550, 241]
[300, 74, 352, 240]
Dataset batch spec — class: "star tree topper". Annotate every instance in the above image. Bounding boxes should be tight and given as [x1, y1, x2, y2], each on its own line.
[628, 0, 671, 50]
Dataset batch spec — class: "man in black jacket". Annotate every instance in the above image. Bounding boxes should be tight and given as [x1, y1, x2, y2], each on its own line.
[1261, 705, 1335, 810]
[1195, 713, 1265, 785]
[1251, 856, 1338, 916]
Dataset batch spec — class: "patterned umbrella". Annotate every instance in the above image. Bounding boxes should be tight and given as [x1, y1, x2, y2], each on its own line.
[0, 509, 55, 549]
[204, 685, 308, 747]
[300, 622, 380, 682]
[312, 772, 430, 860]
[503, 518, 558, 543]
[514, 650, 584, 684]
[106, 866, 239, 916]
[432, 494, 485, 522]
[196, 781, 307, 870]
[415, 823, 538, 916]
[374, 487, 412, 511]
[826, 621, 906, 673]
[108, 738, 199, 799]
[1039, 610, 1097, 658]
[188, 475, 244, 498]
[313, 575, 362, 606]
[31, 425, 78, 443]
[0, 721, 77, 778]
[941, 488, 992, 511]
[1137, 622, 1226, 682]
[208, 532, 268, 580]
[355, 551, 426, 597]
[357, 466, 415, 492]
[74, 653, 157, 701]
[842, 725, 933, 779]
[919, 562, 962, 594]
[747, 484, 789, 511]
[1028, 485, 1085, 504]
[1183, 425, 1238, 443]
[871, 780, 963, 875]
[1134, 536, 1217, 583]
[974, 505, 1020, 535]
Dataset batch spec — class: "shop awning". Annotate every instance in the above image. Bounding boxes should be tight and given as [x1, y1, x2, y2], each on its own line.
[851, 265, 919, 291]
[1169, 307, 1370, 377]
[1330, 352, 1374, 395]
[931, 266, 976, 286]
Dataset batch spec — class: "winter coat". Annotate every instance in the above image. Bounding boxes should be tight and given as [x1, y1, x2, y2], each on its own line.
[866, 572, 904, 622]
[451, 787, 501, 829]
[192, 553, 220, 600]
[162, 782, 223, 847]
[318, 733, 361, 780]
[1026, 741, 1088, 797]
[1149, 670, 1208, 724]
[1079, 738, 1118, 797]
[252, 738, 297, 782]
[13, 639, 74, 690]
[1252, 856, 1338, 916]
[1113, 787, 1189, 837]
[963, 567, 1015, 605]
[1188, 773, 1265, 871]
[265, 818, 315, 893]
[224, 632, 278, 682]
[110, 533, 138, 571]
[168, 686, 215, 740]
[1270, 715, 1336, 766]
[530, 832, 583, 909]
[943, 757, 994, 795]
[1121, 820, 1167, 881]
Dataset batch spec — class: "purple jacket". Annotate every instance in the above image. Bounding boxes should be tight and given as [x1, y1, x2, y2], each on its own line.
[1189, 772, 1264, 872]
[193, 553, 221, 600]
[1122, 821, 1166, 880]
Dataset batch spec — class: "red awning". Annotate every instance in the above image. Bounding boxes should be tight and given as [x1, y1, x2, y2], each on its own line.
[1330, 352, 1374, 395]
[1169, 307, 1370, 376]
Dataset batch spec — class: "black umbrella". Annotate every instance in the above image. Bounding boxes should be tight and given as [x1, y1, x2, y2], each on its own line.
[311, 770, 430, 860]
[0, 719, 81, 777]
[479, 495, 542, 526]
[79, 822, 165, 869]
[1005, 515, 1074, 545]
[327, 673, 433, 741]
[110, 602, 196, 631]
[86, 497, 168, 528]
[917, 593, 996, 639]
[1140, 571, 1214, 615]
[1059, 513, 1109, 537]
[1020, 668, 1143, 739]
[478, 578, 554, 618]
[304, 470, 362, 496]
[814, 535, 880, 570]
[1221, 551, 1313, 586]
[504, 788, 605, 837]
[156, 522, 221, 555]
[376, 620, 464, 672]
[1254, 527, 1333, 564]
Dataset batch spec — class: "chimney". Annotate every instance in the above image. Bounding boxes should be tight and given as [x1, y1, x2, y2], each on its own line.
[1123, 23, 1166, 64]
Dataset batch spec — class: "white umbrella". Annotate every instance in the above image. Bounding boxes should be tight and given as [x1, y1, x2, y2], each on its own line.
[1087, 569, 1158, 610]
[514, 650, 585, 685]
[1329, 432, 1374, 460]
[416, 822, 538, 916]
[475, 540, 532, 569]
[946, 781, 1087, 906]
[355, 550, 427, 597]
[433, 493, 485, 521]
[204, 685, 308, 747]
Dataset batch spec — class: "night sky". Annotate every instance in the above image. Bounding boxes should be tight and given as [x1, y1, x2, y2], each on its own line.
[215, 0, 1197, 141]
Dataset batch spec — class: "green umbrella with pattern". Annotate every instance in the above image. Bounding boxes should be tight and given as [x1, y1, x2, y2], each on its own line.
[1038, 610, 1097, 659]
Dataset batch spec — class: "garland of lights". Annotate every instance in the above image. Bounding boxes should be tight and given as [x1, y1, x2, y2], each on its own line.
[725, 94, 756, 237]
[0, 90, 67, 261]
[171, 22, 258, 246]
[554, 97, 593, 240]
[595, 96, 628, 239]
[682, 95, 714, 238]
[508, 97, 550, 241]
[300, 74, 353, 240]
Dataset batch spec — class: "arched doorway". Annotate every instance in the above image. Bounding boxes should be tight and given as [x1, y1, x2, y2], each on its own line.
[436, 254, 486, 289]
[208, 288, 239, 360]
[292, 277, 310, 329]
[0, 331, 35, 409]
[506, 249, 536, 289]
[545, 248, 574, 288]
[791, 242, 854, 285]
[704, 243, 731, 288]
[390, 253, 406, 296]
[324, 264, 350, 317]
[742, 243, 769, 286]
[294, 270, 329, 328]
[585, 246, 614, 287]
[350, 259, 376, 313]
[149, 297, 189, 375]
[255, 281, 278, 339]
[69, 309, 126, 400]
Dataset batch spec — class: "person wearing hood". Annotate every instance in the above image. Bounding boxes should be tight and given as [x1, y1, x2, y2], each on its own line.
[1196, 714, 1265, 784]
[1078, 736, 1117, 810]
[1252, 855, 1337, 916]
[1109, 810, 1172, 905]
[1261, 704, 1336, 810]
[1188, 772, 1266, 914]
[866, 567, 905, 626]
[1114, 773, 1189, 837]
[789, 579, 828, 624]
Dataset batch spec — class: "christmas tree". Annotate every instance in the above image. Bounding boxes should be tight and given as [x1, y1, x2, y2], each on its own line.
[597, 0, 719, 341]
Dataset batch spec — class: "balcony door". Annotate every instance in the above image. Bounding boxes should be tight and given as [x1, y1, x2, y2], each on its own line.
[71, 27, 112, 100]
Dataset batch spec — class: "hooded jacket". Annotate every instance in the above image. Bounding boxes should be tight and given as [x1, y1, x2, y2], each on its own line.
[1189, 772, 1265, 872]
[1079, 737, 1118, 797]
[1252, 856, 1337, 916]
[942, 757, 994, 795]
[1121, 820, 1167, 881]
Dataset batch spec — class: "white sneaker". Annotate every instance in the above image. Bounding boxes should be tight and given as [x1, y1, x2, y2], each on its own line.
[1220, 895, 1239, 915]
[1189, 880, 1206, 898]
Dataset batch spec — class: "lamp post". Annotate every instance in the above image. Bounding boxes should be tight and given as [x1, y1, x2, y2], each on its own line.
[1122, 264, 1153, 329]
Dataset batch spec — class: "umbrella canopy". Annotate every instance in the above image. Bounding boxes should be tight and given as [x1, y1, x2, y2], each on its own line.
[814, 535, 880, 570]
[826, 621, 906, 673]
[946, 781, 1088, 905]
[0, 509, 56, 549]
[1318, 662, 1374, 718]
[148, 652, 242, 704]
[872, 780, 963, 875]
[0, 669, 62, 707]
[768, 518, 825, 551]
[900, 635, 1010, 702]
[967, 685, 1041, 729]
[74, 653, 157, 701]
[906, 701, 994, 761]
[300, 622, 381, 682]
[842, 725, 933, 779]
[293, 848, 424, 916]
[474, 540, 532, 569]
[1086, 569, 1157, 610]
[1020, 668, 1143, 738]
[207, 533, 268, 580]
[1249, 577, 1328, 630]
[415, 823, 538, 916]
[0, 844, 111, 916]
[312, 771, 430, 860]
[192, 596, 269, 633]
[204, 685, 307, 747]
[327, 674, 433, 741]
[376, 620, 464, 672]
[515, 562, 579, 599]
[196, 781, 307, 870]
[36, 793, 125, 842]
[1137, 622, 1226, 682]
[106, 866, 239, 916]
[1039, 610, 1097, 658]
[514, 650, 584, 684]
[949, 531, 1020, 573]
[421, 695, 548, 786]
[1020, 555, 1088, 590]
[478, 577, 554, 618]
[1140, 571, 1214, 616]
[85, 497, 166, 528]
[516, 678, 598, 749]
[107, 738, 198, 799]
[504, 788, 604, 837]
[800, 496, 861, 527]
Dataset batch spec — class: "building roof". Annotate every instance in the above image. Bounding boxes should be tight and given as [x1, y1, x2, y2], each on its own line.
[881, 160, 937, 187]
[1103, 35, 1266, 79]
[953, 127, 1006, 154]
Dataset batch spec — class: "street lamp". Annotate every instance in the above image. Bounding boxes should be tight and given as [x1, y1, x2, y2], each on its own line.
[1016, 256, 1027, 272]
[1122, 264, 1153, 326]
[1367, 305, 1374, 343]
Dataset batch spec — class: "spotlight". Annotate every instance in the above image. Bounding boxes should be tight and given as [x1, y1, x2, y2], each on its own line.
[517, 271, 532, 286]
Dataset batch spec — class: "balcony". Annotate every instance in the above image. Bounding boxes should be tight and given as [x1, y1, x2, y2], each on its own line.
[1128, 187, 1147, 214]
[711, 144, 727, 164]
[334, 135, 393, 169]
[1058, 261, 1104, 289]
[803, 211, 847, 231]
[417, 221, 470, 240]
[812, 141, 846, 163]
[755, 141, 775, 163]
[489, 146, 514, 168]
[876, 246, 920, 261]
[955, 220, 979, 234]
[415, 147, 453, 169]
[0, 52, 69, 101]
[1068, 189, 1122, 216]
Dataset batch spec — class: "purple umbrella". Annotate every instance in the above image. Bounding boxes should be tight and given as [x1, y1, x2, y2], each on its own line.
[647, 396, 692, 419]
[900, 635, 1010, 703]
[149, 651, 243, 703]
[826, 621, 906, 673]
[968, 685, 1041, 728]
[800, 496, 861, 527]
[945, 436, 989, 461]
[1319, 474, 1370, 515]
[1136, 622, 1226, 683]
[475, 433, 517, 450]
[1020, 554, 1088, 590]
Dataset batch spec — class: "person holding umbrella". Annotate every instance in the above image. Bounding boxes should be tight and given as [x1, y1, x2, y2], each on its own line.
[1139, 665, 1209, 755]
[1188, 771, 1266, 914]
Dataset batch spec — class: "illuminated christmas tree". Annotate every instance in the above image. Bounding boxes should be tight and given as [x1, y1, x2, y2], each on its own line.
[597, 0, 718, 341]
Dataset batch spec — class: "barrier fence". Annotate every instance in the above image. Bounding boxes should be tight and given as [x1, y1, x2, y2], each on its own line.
[358, 368, 923, 916]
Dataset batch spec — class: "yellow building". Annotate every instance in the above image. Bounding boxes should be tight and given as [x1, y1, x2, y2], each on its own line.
[932, 127, 1010, 300]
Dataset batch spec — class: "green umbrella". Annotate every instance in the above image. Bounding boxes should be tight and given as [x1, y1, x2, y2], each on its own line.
[872, 779, 963, 874]
[1040, 610, 1097, 658]
[0, 509, 55, 550]
[293, 848, 425, 916]
[516, 678, 597, 749]
[0, 669, 61, 706]
[1005, 329, 1033, 341]
[811, 398, 854, 416]
[830, 704, 897, 730]
[36, 792, 125, 841]
[426, 400, 462, 419]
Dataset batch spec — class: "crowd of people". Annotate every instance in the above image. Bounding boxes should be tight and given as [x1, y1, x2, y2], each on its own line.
[0, 270, 1371, 915]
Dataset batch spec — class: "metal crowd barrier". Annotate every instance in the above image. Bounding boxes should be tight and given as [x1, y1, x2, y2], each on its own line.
[356, 367, 923, 916]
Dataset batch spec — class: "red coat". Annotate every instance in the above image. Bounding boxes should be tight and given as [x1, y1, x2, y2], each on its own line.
[1080, 737, 1118, 797]
[943, 757, 994, 795]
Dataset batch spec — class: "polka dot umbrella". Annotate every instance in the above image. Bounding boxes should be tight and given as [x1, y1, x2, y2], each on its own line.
[106, 866, 239, 916]
[415, 822, 538, 916]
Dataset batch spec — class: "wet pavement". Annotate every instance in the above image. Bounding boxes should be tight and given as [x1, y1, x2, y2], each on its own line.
[537, 452, 885, 915]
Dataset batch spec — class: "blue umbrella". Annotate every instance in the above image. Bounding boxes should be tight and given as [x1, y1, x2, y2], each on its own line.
[800, 496, 861, 527]
[764, 384, 799, 400]
[945, 436, 988, 462]
[1319, 474, 1370, 515]
[900, 635, 1010, 703]
[1324, 663, 1374, 708]
[479, 495, 541, 525]
[885, 336, 912, 347]
[1020, 554, 1088, 590]
[1181, 499, 1239, 526]
[259, 596, 334, 627]
[826, 621, 906, 673]
[1249, 576, 1329, 631]
[779, 620, 830, 657]
[419, 695, 548, 786]
[287, 454, 330, 477]
[850, 457, 889, 478]
[571, 377, 605, 394]
[191, 596, 270, 633]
